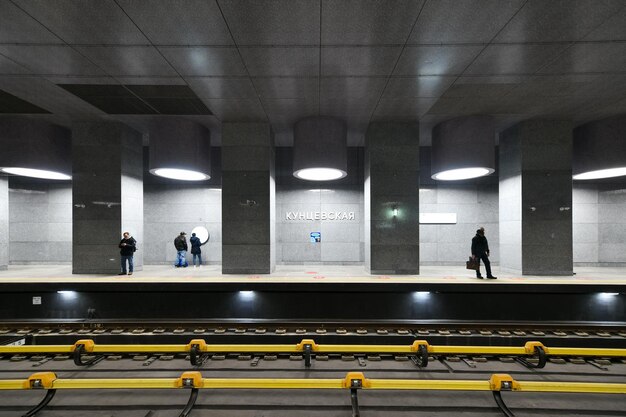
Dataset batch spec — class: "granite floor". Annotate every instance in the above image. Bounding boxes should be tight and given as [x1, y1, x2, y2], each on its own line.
[0, 264, 625, 285]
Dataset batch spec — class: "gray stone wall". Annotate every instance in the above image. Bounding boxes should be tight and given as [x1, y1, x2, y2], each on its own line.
[143, 184, 222, 264]
[0, 176, 8, 269]
[419, 184, 499, 265]
[573, 182, 626, 265]
[276, 187, 363, 264]
[8, 180, 71, 264]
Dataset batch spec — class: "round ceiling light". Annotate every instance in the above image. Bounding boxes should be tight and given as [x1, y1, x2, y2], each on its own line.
[294, 167, 346, 181]
[0, 118, 71, 180]
[573, 167, 626, 180]
[432, 167, 494, 181]
[149, 119, 211, 181]
[1, 167, 71, 180]
[150, 168, 209, 181]
[293, 116, 347, 182]
[431, 116, 495, 181]
[573, 116, 626, 181]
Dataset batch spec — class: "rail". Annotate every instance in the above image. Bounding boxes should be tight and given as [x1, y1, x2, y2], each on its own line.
[2, 371, 625, 417]
[2, 338, 626, 368]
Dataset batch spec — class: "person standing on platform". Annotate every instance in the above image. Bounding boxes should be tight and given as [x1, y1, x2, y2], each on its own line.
[118, 231, 136, 276]
[174, 231, 189, 268]
[189, 232, 205, 268]
[471, 227, 496, 279]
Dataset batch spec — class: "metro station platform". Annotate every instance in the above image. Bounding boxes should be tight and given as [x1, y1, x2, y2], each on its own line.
[0, 265, 624, 326]
[0, 265, 625, 286]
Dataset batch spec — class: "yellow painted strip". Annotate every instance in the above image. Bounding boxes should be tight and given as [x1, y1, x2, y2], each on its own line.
[91, 345, 187, 353]
[53, 379, 180, 389]
[200, 378, 344, 389]
[0, 346, 73, 354]
[518, 381, 626, 394]
[0, 380, 26, 390]
[430, 346, 526, 355]
[547, 348, 626, 357]
[316, 345, 413, 353]
[368, 379, 491, 391]
[199, 344, 300, 353]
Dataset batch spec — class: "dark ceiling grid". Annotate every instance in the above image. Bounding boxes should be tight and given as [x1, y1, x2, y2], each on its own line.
[5, 0, 163, 117]
[498, 0, 626, 122]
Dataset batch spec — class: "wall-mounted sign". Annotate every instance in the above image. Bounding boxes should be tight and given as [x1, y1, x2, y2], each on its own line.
[285, 211, 355, 221]
[419, 213, 457, 224]
[310, 232, 321, 242]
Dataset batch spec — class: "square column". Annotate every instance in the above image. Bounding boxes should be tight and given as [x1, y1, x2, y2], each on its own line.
[499, 120, 573, 275]
[0, 176, 7, 270]
[72, 122, 143, 274]
[365, 123, 420, 274]
[222, 123, 275, 274]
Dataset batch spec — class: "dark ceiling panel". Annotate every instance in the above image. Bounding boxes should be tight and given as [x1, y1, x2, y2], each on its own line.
[394, 45, 483, 75]
[58, 84, 212, 115]
[322, 0, 424, 45]
[0, 88, 50, 113]
[204, 98, 266, 121]
[239, 48, 319, 77]
[186, 77, 257, 99]
[442, 78, 522, 98]
[322, 46, 403, 76]
[584, 6, 626, 41]
[464, 44, 569, 75]
[410, 0, 524, 44]
[58, 84, 156, 114]
[494, 0, 624, 42]
[252, 77, 318, 99]
[0, 54, 31, 75]
[0, 46, 104, 76]
[219, 0, 320, 45]
[263, 98, 317, 124]
[159, 47, 247, 76]
[0, 1, 61, 44]
[382, 76, 456, 99]
[538, 43, 626, 74]
[320, 77, 387, 100]
[76, 46, 178, 77]
[372, 98, 437, 120]
[13, 0, 148, 44]
[117, 0, 233, 45]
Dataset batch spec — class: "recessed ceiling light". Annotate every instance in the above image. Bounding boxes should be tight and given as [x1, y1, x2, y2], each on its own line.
[150, 168, 209, 181]
[1, 167, 71, 180]
[573, 167, 626, 180]
[294, 167, 347, 181]
[432, 167, 493, 181]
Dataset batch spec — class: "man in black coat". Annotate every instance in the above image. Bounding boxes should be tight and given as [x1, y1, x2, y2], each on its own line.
[174, 232, 188, 268]
[118, 231, 136, 275]
[471, 227, 496, 279]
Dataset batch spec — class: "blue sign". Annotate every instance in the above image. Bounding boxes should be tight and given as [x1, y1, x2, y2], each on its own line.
[310, 232, 321, 243]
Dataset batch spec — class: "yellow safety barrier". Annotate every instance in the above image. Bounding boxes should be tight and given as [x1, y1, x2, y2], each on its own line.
[2, 371, 626, 417]
[2, 338, 626, 369]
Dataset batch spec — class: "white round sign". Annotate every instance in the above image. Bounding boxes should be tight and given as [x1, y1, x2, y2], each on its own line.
[191, 226, 210, 244]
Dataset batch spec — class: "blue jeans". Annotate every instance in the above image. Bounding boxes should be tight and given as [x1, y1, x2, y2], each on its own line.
[120, 255, 133, 273]
[175, 250, 188, 267]
[192, 253, 202, 266]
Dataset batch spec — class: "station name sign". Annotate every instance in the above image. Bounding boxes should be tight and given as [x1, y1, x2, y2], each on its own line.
[285, 211, 356, 221]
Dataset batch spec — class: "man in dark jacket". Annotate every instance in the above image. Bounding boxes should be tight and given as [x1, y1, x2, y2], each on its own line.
[118, 231, 136, 275]
[174, 232, 188, 268]
[190, 232, 205, 267]
[471, 227, 496, 279]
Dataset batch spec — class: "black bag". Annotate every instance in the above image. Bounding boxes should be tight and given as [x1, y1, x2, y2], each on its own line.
[466, 256, 479, 270]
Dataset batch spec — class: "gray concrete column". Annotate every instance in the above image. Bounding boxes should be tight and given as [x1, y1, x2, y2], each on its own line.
[222, 123, 275, 274]
[499, 120, 573, 275]
[0, 175, 7, 270]
[72, 122, 143, 274]
[365, 123, 420, 274]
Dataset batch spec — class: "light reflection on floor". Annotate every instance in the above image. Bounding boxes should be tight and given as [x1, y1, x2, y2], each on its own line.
[0, 264, 625, 285]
